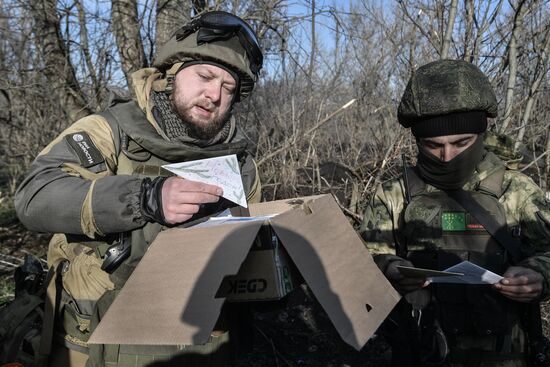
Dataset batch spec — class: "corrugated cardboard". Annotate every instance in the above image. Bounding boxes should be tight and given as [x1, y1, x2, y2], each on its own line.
[88, 194, 400, 350]
[216, 226, 294, 301]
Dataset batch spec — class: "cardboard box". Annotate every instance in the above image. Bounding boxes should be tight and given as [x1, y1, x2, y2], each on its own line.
[216, 225, 295, 301]
[88, 194, 400, 350]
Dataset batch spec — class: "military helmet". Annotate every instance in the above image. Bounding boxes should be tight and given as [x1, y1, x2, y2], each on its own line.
[398, 59, 498, 137]
[153, 11, 263, 101]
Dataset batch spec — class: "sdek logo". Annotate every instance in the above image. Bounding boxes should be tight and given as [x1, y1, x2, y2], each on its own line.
[227, 278, 267, 294]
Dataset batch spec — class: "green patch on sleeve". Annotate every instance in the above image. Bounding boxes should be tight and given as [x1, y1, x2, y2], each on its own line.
[442, 212, 466, 231]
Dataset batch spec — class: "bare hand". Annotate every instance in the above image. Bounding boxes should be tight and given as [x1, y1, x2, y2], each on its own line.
[386, 260, 429, 294]
[161, 177, 222, 224]
[492, 266, 543, 303]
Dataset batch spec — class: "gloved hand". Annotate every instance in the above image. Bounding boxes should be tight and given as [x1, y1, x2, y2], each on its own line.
[385, 259, 429, 294]
[140, 176, 223, 226]
[140, 177, 169, 226]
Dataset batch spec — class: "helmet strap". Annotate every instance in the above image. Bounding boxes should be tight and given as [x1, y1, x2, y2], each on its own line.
[162, 62, 185, 94]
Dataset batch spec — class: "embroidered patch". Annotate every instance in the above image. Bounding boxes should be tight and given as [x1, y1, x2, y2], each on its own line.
[466, 223, 484, 230]
[65, 132, 104, 168]
[442, 212, 466, 231]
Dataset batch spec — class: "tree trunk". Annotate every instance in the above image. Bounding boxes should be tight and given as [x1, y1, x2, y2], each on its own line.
[515, 32, 549, 150]
[545, 128, 550, 192]
[462, 0, 474, 61]
[440, 0, 458, 59]
[309, 0, 316, 81]
[76, 0, 100, 109]
[499, 0, 527, 133]
[111, 0, 147, 92]
[30, 0, 90, 122]
[156, 0, 191, 49]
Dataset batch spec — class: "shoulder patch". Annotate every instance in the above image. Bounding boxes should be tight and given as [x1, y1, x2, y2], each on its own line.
[65, 132, 105, 168]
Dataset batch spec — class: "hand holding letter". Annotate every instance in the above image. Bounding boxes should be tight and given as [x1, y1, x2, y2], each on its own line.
[386, 260, 429, 294]
[493, 266, 543, 303]
[161, 177, 223, 224]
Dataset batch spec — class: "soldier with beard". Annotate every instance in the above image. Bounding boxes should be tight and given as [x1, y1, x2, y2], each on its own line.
[15, 11, 263, 367]
[360, 59, 550, 367]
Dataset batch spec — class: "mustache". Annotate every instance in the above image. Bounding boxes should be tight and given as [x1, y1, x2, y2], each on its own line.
[195, 99, 216, 111]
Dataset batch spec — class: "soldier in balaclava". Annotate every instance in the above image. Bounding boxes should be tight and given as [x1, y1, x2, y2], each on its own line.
[360, 59, 550, 366]
[15, 11, 263, 367]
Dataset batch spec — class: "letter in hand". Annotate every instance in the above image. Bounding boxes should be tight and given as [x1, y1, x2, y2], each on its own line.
[492, 266, 543, 303]
[161, 176, 223, 225]
[386, 259, 429, 294]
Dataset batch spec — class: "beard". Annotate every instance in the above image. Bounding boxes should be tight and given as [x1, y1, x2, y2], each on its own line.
[171, 92, 231, 140]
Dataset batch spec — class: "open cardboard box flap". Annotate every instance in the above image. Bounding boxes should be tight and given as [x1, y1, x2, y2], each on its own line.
[88, 195, 400, 350]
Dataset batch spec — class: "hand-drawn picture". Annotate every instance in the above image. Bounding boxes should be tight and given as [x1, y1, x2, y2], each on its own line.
[163, 154, 248, 208]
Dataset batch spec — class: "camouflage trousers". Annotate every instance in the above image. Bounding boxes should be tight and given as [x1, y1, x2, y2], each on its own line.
[443, 353, 527, 367]
[388, 315, 529, 367]
[440, 325, 529, 367]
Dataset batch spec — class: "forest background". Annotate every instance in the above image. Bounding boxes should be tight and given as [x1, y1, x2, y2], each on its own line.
[0, 0, 548, 365]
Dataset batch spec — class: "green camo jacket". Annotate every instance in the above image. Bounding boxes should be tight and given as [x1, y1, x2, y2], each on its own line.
[359, 150, 550, 299]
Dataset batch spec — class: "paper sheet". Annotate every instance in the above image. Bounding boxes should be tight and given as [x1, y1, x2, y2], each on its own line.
[397, 265, 463, 278]
[163, 154, 247, 208]
[193, 214, 278, 228]
[429, 261, 503, 284]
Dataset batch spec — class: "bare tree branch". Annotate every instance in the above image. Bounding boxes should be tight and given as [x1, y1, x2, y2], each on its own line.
[515, 26, 549, 150]
[155, 0, 191, 48]
[111, 0, 147, 91]
[30, 0, 90, 122]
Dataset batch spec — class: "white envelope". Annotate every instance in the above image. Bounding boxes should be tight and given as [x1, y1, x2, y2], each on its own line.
[429, 261, 503, 285]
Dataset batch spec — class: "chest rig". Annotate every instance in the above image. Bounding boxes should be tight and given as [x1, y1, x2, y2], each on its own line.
[100, 100, 250, 287]
[81, 101, 249, 366]
[398, 164, 521, 337]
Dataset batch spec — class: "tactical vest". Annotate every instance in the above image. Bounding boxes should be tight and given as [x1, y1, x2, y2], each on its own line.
[398, 161, 522, 338]
[55, 101, 254, 366]
[100, 101, 256, 288]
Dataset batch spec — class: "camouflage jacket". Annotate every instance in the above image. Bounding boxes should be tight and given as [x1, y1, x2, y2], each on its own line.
[359, 151, 550, 299]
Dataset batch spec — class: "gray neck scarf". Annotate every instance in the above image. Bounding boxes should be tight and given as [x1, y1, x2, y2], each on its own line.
[150, 90, 232, 147]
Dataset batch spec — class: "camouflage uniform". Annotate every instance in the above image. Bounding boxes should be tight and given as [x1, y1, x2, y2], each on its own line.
[360, 60, 550, 367]
[360, 150, 550, 366]
[15, 11, 262, 367]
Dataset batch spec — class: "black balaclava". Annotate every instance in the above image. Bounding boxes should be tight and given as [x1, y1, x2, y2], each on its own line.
[416, 134, 485, 190]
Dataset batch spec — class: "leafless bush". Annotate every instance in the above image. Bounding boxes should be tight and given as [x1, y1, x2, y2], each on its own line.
[0, 0, 548, 216]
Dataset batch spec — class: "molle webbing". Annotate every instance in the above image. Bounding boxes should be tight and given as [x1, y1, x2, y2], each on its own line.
[446, 189, 522, 264]
[476, 164, 505, 198]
